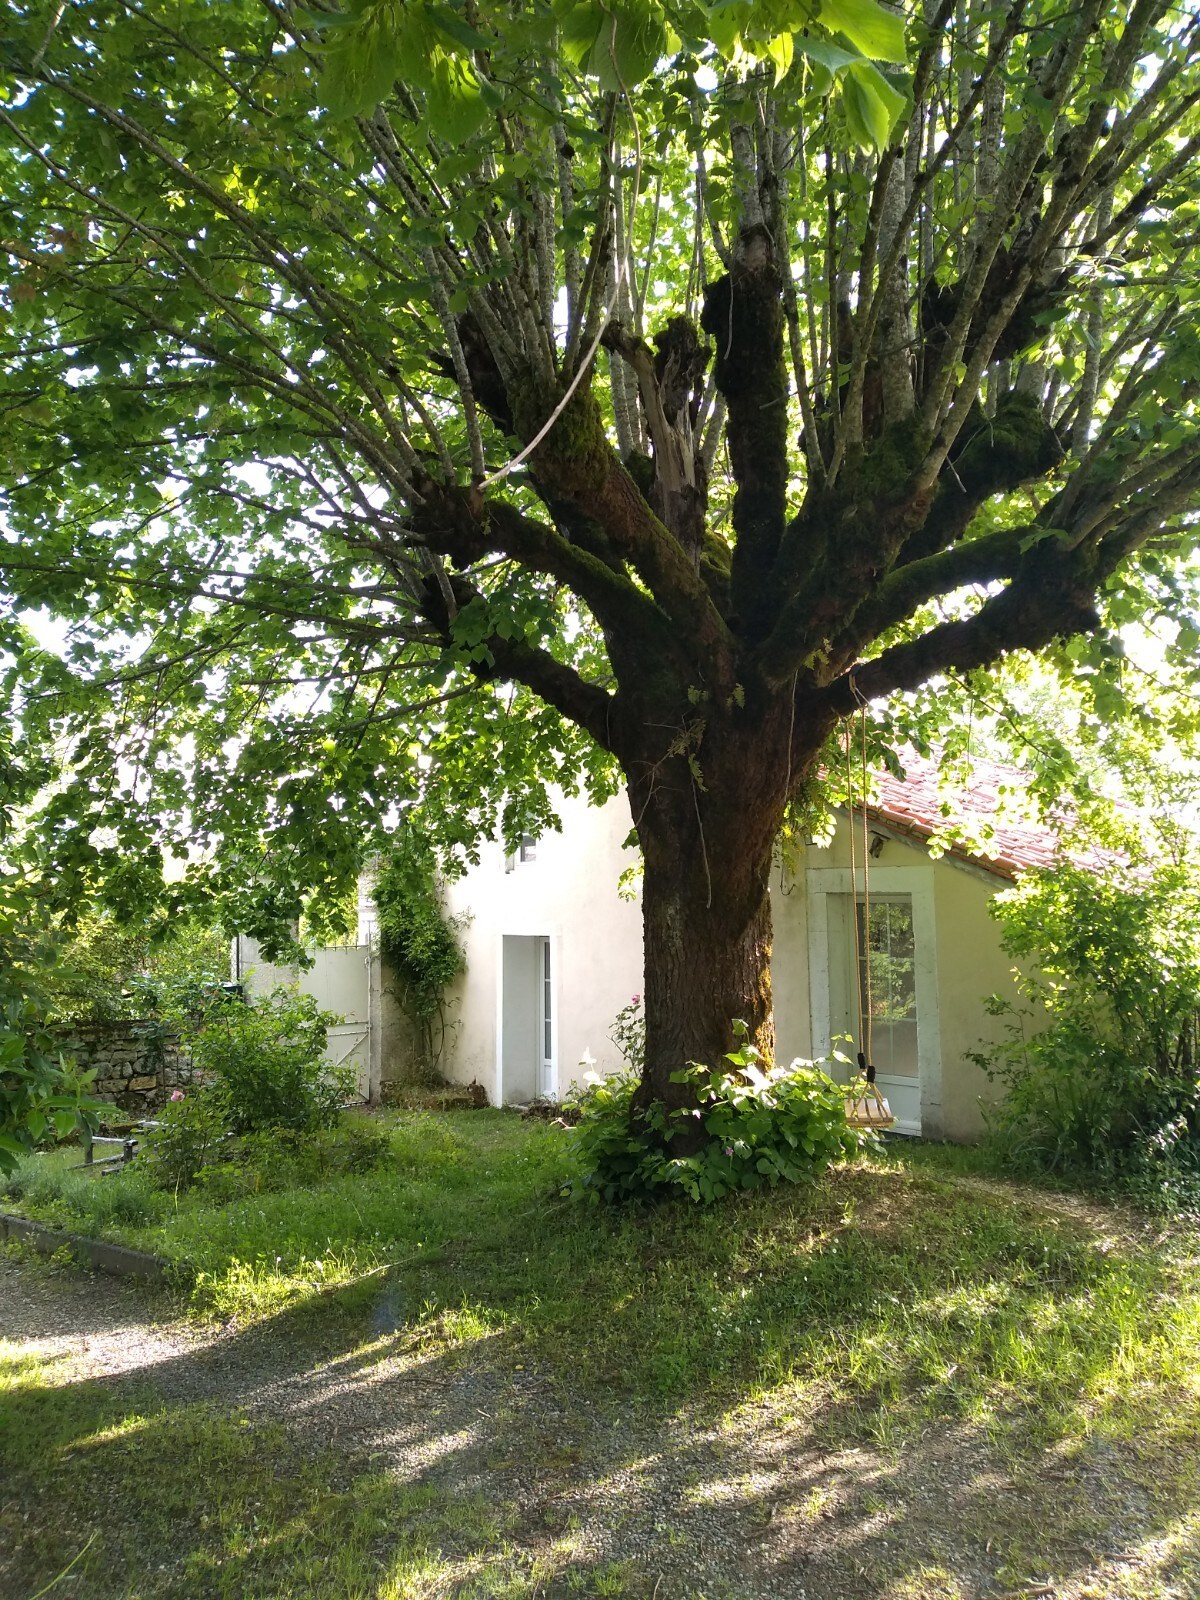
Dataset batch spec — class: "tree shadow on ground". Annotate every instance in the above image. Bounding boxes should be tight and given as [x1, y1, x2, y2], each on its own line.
[2, 1164, 1199, 1599]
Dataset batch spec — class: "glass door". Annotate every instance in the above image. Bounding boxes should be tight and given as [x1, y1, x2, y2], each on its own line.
[826, 891, 923, 1132]
[539, 937, 554, 1097]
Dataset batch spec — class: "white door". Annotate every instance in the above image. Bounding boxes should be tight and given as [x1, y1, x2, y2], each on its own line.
[807, 869, 941, 1135]
[499, 934, 556, 1102]
[539, 937, 555, 1097]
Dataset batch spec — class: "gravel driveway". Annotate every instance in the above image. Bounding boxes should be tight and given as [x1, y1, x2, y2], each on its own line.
[1, 1252, 1196, 1599]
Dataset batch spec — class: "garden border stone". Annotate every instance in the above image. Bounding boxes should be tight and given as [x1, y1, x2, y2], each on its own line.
[0, 1211, 172, 1281]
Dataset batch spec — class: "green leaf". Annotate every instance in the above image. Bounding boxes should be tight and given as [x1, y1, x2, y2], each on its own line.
[557, 0, 605, 67]
[426, 4, 493, 52]
[843, 59, 907, 149]
[819, 0, 907, 62]
[796, 36, 859, 73]
[427, 53, 489, 143]
[765, 32, 794, 82]
[588, 1, 669, 91]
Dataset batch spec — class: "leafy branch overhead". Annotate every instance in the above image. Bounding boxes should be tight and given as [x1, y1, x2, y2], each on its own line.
[1, 0, 1198, 1102]
[312, 0, 909, 147]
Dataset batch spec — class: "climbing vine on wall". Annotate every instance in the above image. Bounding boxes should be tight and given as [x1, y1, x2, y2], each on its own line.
[371, 830, 466, 1078]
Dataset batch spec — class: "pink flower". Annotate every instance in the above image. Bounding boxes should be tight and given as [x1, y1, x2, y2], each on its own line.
[631, 994, 641, 1005]
[170, 1089, 185, 1102]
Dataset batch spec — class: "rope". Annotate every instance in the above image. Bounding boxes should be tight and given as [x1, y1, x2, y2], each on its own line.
[844, 671, 876, 1072]
[843, 717, 867, 1060]
[479, 7, 643, 490]
[855, 681, 873, 1063]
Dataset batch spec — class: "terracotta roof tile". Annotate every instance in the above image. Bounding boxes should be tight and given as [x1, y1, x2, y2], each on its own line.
[865, 751, 1066, 879]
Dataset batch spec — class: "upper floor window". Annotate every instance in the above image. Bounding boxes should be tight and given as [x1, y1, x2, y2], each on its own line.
[505, 834, 538, 873]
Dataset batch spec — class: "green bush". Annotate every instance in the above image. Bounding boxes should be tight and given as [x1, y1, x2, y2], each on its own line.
[40, 911, 231, 1023]
[144, 1082, 231, 1192]
[975, 854, 1200, 1205]
[608, 993, 645, 1071]
[0, 881, 107, 1174]
[570, 1030, 860, 1205]
[179, 988, 352, 1135]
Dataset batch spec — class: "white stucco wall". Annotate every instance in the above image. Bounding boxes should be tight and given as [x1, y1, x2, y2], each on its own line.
[440, 791, 644, 1101]
[434, 792, 1026, 1136]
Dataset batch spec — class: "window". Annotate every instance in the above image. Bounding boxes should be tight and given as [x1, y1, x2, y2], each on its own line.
[856, 896, 918, 1077]
[505, 834, 538, 874]
[519, 834, 537, 863]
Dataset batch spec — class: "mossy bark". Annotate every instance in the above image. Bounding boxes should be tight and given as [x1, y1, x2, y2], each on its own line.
[624, 693, 816, 1152]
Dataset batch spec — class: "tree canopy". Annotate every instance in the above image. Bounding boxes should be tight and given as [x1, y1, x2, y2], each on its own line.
[2, 0, 1199, 1117]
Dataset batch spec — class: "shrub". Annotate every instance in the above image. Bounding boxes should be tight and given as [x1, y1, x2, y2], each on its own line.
[975, 854, 1200, 1204]
[144, 1082, 231, 1192]
[0, 882, 107, 1174]
[178, 988, 352, 1135]
[608, 994, 645, 1071]
[41, 911, 231, 1023]
[570, 1028, 860, 1205]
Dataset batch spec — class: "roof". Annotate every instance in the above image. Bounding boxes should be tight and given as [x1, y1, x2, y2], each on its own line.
[864, 751, 1066, 880]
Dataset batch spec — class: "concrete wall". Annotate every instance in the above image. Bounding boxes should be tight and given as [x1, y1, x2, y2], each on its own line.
[931, 859, 1023, 1140]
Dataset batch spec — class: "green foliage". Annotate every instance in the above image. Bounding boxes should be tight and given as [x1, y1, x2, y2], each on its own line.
[373, 833, 465, 1020]
[177, 989, 352, 1135]
[372, 830, 465, 1080]
[608, 992, 645, 1070]
[309, 0, 909, 148]
[144, 1083, 232, 1193]
[0, 972, 102, 1177]
[0, 735, 108, 1172]
[571, 1030, 860, 1204]
[976, 852, 1200, 1206]
[41, 912, 231, 1023]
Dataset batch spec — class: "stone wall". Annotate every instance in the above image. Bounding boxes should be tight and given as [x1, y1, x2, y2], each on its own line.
[52, 1021, 200, 1114]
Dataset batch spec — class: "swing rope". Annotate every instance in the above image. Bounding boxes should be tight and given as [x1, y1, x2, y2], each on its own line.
[843, 678, 894, 1132]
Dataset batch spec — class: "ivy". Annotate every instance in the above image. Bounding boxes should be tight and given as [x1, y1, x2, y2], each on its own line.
[372, 830, 466, 1078]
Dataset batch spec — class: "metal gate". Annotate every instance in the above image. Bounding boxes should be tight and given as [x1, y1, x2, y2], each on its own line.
[235, 939, 374, 1101]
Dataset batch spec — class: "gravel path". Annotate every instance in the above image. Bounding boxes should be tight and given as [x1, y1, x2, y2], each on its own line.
[2, 1253, 1196, 1599]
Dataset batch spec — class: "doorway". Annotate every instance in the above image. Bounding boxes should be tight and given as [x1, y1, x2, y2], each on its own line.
[499, 934, 555, 1103]
[806, 868, 940, 1134]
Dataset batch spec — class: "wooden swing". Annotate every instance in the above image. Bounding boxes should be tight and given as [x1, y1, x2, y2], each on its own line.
[842, 685, 896, 1134]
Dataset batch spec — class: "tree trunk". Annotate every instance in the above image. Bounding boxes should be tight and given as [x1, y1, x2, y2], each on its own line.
[628, 706, 805, 1153]
[638, 850, 775, 1131]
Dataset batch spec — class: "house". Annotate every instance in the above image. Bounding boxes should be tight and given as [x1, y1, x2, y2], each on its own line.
[433, 752, 1059, 1142]
[235, 752, 1060, 1142]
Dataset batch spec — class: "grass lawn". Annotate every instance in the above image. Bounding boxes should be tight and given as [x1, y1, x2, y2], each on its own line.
[3, 1112, 1200, 1597]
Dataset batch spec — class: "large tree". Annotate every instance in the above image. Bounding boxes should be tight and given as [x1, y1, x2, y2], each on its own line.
[2, 0, 1199, 1136]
